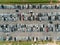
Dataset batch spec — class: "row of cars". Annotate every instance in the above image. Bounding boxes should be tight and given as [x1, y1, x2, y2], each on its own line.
[0, 4, 60, 9]
[0, 23, 60, 33]
[18, 11, 60, 21]
[20, 12, 60, 21]
[0, 14, 18, 21]
[0, 12, 60, 22]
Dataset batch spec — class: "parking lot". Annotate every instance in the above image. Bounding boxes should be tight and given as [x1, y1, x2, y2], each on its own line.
[0, 4, 60, 42]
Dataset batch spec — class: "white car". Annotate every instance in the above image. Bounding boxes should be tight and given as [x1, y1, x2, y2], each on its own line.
[51, 16, 55, 21]
[41, 16, 48, 21]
